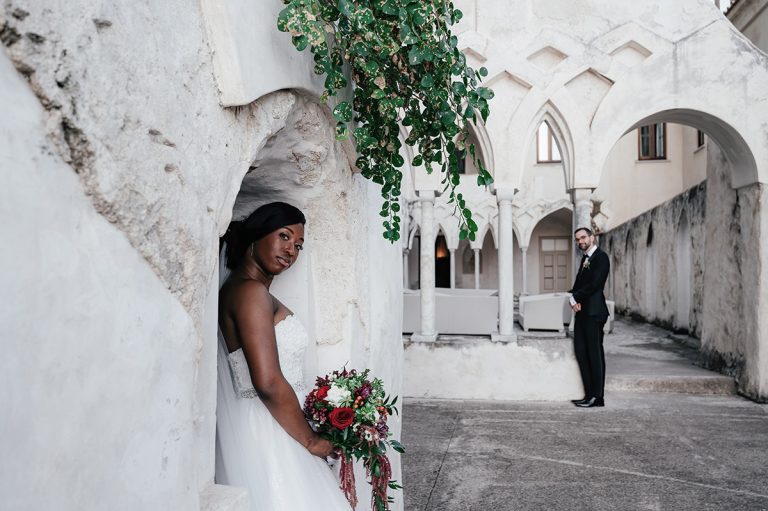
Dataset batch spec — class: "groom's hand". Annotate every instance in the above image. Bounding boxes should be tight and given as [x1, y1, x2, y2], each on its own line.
[571, 303, 581, 312]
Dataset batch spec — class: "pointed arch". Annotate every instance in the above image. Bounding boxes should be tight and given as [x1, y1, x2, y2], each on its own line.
[517, 100, 576, 191]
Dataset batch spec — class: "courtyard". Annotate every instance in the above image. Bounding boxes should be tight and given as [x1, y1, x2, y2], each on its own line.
[402, 318, 768, 511]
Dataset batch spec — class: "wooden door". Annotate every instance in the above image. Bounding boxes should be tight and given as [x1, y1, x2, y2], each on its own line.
[540, 237, 571, 292]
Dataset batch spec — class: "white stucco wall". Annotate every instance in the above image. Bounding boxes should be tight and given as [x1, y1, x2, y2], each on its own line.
[0, 49, 200, 510]
[404, 339, 583, 401]
[1, 1, 403, 509]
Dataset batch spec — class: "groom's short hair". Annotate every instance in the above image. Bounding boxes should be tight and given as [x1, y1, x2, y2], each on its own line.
[574, 227, 593, 236]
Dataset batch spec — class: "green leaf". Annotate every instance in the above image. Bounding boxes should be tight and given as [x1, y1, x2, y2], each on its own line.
[362, 59, 380, 75]
[292, 34, 309, 51]
[335, 123, 348, 140]
[371, 89, 386, 99]
[478, 87, 495, 100]
[452, 81, 467, 95]
[440, 110, 457, 127]
[408, 46, 424, 65]
[333, 101, 353, 123]
[277, 0, 492, 243]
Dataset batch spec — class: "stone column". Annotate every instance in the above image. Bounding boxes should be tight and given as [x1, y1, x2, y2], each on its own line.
[474, 248, 481, 289]
[571, 188, 593, 237]
[521, 246, 528, 295]
[412, 191, 437, 342]
[449, 248, 456, 289]
[493, 188, 517, 342]
[569, 188, 593, 332]
[402, 249, 410, 289]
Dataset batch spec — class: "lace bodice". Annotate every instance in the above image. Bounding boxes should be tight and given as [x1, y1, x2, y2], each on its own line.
[226, 315, 308, 398]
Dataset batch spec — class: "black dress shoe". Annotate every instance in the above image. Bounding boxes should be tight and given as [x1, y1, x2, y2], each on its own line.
[575, 397, 604, 408]
[570, 397, 588, 404]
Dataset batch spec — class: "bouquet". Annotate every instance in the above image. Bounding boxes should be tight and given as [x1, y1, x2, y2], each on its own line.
[304, 368, 404, 511]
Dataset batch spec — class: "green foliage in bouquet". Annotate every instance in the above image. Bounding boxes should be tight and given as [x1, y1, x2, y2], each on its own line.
[277, 0, 494, 242]
[304, 368, 404, 510]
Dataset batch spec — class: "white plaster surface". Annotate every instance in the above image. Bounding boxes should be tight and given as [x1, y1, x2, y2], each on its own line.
[1, 3, 404, 508]
[0, 50, 199, 510]
[404, 339, 582, 401]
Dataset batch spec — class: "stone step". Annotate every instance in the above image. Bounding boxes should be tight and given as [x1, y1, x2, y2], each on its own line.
[606, 375, 737, 395]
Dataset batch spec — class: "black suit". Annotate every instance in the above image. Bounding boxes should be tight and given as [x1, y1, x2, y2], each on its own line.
[569, 246, 610, 400]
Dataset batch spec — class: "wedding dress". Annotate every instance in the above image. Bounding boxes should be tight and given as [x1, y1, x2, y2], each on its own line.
[215, 315, 350, 510]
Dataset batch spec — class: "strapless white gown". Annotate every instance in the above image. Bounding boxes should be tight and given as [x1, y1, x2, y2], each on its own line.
[215, 315, 349, 510]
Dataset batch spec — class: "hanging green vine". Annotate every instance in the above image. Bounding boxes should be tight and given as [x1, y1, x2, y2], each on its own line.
[277, 0, 494, 242]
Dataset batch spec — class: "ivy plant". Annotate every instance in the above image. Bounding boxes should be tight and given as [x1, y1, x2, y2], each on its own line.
[277, 0, 494, 242]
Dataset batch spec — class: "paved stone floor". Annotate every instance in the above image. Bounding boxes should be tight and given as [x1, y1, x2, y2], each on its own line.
[401, 318, 768, 510]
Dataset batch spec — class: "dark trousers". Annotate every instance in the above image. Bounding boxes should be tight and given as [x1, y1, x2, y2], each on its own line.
[573, 314, 607, 399]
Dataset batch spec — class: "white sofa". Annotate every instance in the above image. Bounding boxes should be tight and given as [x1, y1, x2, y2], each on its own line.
[518, 293, 571, 332]
[403, 288, 499, 335]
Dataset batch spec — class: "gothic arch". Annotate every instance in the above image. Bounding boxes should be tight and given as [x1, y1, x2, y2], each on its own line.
[517, 100, 577, 191]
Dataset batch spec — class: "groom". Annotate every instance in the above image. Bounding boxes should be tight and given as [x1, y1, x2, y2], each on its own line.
[569, 227, 610, 408]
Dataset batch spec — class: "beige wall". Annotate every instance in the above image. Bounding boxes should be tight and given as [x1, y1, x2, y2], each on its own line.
[595, 124, 707, 229]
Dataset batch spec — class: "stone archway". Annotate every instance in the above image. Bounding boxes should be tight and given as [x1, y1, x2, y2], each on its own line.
[217, 90, 405, 499]
[224, 91, 364, 354]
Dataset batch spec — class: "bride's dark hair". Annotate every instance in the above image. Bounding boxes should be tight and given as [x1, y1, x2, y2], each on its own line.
[222, 201, 306, 270]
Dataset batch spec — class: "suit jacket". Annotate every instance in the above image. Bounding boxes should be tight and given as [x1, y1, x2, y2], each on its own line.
[569, 246, 610, 319]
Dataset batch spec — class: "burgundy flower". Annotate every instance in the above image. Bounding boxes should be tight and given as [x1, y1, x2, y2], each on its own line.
[329, 407, 355, 430]
[316, 385, 330, 401]
[356, 382, 372, 400]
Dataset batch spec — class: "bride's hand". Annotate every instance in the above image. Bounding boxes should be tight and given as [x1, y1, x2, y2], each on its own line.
[307, 436, 338, 459]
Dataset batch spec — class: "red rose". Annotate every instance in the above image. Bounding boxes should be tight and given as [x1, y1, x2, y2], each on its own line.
[329, 407, 355, 430]
[316, 385, 330, 401]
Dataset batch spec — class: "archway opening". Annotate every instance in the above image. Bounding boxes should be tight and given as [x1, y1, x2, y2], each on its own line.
[434, 232, 451, 288]
[596, 106, 761, 393]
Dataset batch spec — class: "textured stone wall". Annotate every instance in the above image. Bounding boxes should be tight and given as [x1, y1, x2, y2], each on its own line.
[1, 1, 403, 508]
[601, 143, 768, 400]
[601, 182, 707, 337]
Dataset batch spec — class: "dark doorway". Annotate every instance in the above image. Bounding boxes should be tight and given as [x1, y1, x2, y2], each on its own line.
[435, 234, 450, 288]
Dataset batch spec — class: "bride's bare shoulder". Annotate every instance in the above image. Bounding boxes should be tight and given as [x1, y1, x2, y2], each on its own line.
[221, 278, 272, 315]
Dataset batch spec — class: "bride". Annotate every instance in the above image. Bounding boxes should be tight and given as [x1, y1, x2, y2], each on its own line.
[216, 201, 350, 510]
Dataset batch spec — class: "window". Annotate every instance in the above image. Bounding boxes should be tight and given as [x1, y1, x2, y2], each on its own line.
[697, 129, 705, 148]
[536, 122, 561, 163]
[638, 123, 666, 160]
